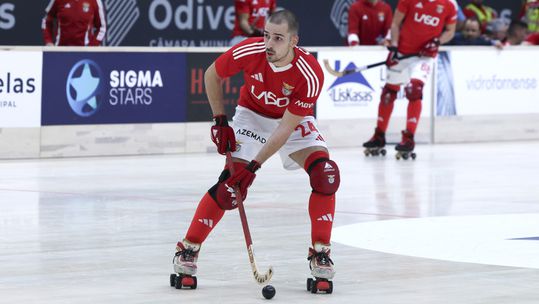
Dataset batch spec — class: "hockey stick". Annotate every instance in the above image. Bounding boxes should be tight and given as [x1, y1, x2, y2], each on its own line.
[323, 53, 419, 77]
[225, 152, 274, 285]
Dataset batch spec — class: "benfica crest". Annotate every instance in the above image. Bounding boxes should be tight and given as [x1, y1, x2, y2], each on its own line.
[378, 12, 385, 22]
[282, 82, 294, 96]
[436, 5, 444, 14]
[82, 2, 90, 13]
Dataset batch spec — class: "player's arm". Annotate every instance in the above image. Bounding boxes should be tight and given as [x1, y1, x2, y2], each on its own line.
[238, 13, 256, 36]
[253, 110, 304, 165]
[389, 9, 405, 47]
[204, 62, 226, 116]
[91, 0, 107, 46]
[439, 22, 456, 45]
[347, 3, 360, 46]
[42, 0, 58, 46]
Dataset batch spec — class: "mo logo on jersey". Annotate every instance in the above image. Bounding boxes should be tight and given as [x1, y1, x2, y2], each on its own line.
[326, 60, 374, 106]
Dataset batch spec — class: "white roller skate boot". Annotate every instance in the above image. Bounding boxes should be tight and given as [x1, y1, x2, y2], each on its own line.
[170, 239, 200, 289]
[306, 242, 335, 294]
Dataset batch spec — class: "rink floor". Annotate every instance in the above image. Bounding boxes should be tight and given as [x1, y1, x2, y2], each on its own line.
[1, 141, 539, 303]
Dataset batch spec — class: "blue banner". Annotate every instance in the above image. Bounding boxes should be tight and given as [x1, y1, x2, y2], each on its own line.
[42, 52, 187, 125]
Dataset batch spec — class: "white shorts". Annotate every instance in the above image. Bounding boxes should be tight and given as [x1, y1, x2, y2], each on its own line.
[386, 56, 434, 85]
[231, 106, 328, 170]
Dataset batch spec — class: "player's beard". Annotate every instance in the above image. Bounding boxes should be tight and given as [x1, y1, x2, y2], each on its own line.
[266, 47, 292, 65]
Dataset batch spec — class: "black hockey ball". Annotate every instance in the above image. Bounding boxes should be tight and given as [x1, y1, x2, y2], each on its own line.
[262, 285, 276, 299]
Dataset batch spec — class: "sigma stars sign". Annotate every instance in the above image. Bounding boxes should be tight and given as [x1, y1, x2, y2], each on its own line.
[41, 52, 187, 125]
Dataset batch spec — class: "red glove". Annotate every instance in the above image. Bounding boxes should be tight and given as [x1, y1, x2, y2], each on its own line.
[385, 46, 399, 67]
[227, 160, 261, 198]
[420, 38, 440, 57]
[211, 115, 236, 155]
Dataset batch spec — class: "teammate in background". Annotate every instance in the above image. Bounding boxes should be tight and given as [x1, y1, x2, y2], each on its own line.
[363, 0, 457, 159]
[230, 0, 277, 46]
[173, 10, 340, 292]
[42, 0, 106, 46]
[347, 0, 393, 46]
[463, 0, 497, 33]
[523, 32, 539, 44]
[503, 20, 529, 46]
[519, 0, 539, 33]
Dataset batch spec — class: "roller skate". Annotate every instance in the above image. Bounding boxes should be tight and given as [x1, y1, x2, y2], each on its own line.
[170, 239, 199, 289]
[395, 130, 416, 160]
[306, 243, 335, 294]
[363, 128, 386, 157]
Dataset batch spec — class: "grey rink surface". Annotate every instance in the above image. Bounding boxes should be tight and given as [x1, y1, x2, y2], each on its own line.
[1, 142, 539, 304]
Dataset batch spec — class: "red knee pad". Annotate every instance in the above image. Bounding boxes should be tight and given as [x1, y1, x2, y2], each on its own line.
[405, 79, 424, 101]
[307, 159, 340, 195]
[209, 162, 248, 210]
[381, 84, 399, 104]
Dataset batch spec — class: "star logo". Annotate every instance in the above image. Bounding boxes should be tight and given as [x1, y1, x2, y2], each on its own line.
[66, 59, 104, 117]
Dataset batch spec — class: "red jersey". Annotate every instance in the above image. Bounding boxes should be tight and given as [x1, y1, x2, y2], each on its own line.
[526, 32, 539, 45]
[397, 0, 457, 55]
[232, 0, 276, 38]
[215, 38, 323, 118]
[348, 0, 393, 45]
[42, 0, 106, 46]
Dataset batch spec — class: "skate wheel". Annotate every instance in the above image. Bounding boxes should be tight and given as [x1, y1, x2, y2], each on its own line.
[174, 276, 182, 289]
[181, 276, 195, 288]
[170, 274, 176, 287]
[411, 153, 416, 160]
[327, 281, 333, 294]
[317, 280, 330, 291]
[310, 280, 318, 294]
[306, 278, 313, 291]
[402, 153, 409, 160]
[395, 153, 401, 160]
[381, 149, 386, 156]
[363, 149, 370, 157]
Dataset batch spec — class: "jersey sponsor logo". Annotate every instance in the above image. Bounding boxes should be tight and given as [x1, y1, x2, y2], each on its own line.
[235, 128, 267, 144]
[294, 100, 313, 109]
[250, 85, 290, 107]
[251, 73, 263, 82]
[325, 60, 375, 106]
[414, 12, 440, 27]
[282, 82, 294, 96]
[0, 2, 15, 30]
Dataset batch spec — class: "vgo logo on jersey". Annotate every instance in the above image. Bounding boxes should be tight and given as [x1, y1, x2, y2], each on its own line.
[325, 60, 374, 106]
[414, 13, 440, 27]
[250, 85, 290, 107]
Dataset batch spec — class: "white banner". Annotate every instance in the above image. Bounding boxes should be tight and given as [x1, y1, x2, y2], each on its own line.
[317, 49, 433, 120]
[449, 49, 539, 115]
[0, 51, 42, 127]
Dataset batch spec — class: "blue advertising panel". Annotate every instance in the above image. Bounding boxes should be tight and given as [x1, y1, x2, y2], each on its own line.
[42, 52, 187, 125]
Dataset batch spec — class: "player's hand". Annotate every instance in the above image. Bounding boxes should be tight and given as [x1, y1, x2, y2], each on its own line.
[250, 27, 264, 37]
[385, 46, 399, 67]
[420, 38, 440, 57]
[210, 115, 236, 155]
[227, 160, 261, 198]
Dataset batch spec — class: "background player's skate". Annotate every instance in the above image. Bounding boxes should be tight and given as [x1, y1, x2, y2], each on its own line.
[306, 243, 335, 294]
[395, 130, 417, 160]
[170, 239, 199, 289]
[363, 127, 387, 157]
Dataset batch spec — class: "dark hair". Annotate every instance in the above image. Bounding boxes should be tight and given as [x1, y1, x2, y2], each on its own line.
[267, 9, 299, 35]
[508, 20, 528, 35]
